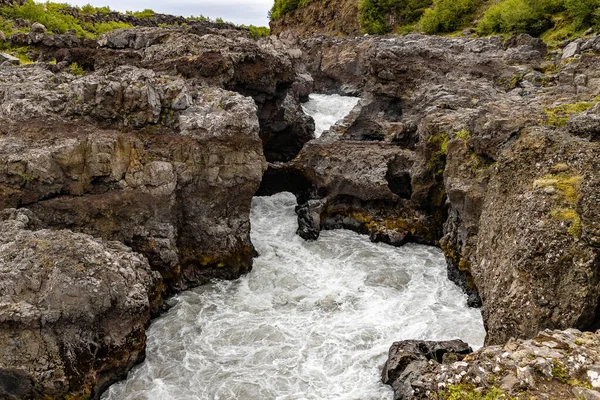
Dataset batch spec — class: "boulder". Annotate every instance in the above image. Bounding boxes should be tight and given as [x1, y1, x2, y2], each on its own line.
[0, 52, 19, 66]
[30, 22, 46, 33]
[563, 40, 581, 59]
[381, 339, 472, 400]
[0, 208, 162, 399]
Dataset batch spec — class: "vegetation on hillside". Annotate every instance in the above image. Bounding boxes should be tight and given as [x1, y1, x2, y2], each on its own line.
[270, 0, 600, 43]
[0, 1, 132, 37]
[0, 0, 269, 44]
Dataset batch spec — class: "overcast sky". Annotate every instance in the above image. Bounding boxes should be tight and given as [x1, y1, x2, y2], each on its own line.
[62, 0, 273, 27]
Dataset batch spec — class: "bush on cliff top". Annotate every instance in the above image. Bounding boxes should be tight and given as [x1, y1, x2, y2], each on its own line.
[418, 0, 483, 34]
[478, 0, 564, 36]
[359, 0, 432, 35]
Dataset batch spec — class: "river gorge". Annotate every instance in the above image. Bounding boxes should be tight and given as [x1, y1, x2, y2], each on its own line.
[0, 6, 599, 399]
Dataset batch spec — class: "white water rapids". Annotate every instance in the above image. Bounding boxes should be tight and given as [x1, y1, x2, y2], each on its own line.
[102, 95, 485, 400]
[301, 94, 360, 137]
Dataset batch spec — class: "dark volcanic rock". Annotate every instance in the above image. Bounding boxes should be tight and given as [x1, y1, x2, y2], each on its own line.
[474, 129, 600, 345]
[382, 339, 472, 400]
[384, 329, 600, 399]
[0, 65, 266, 292]
[0, 208, 162, 399]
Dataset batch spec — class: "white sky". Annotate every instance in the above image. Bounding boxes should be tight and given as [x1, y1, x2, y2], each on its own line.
[61, 0, 273, 27]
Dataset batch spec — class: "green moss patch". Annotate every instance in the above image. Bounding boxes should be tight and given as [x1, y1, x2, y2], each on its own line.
[544, 100, 596, 127]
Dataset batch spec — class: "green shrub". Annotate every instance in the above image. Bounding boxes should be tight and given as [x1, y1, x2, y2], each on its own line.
[0, 1, 135, 37]
[478, 0, 564, 36]
[269, 0, 300, 20]
[189, 14, 210, 22]
[1, 0, 89, 36]
[564, 0, 600, 28]
[359, 0, 432, 34]
[418, 0, 483, 34]
[245, 25, 270, 39]
[126, 9, 156, 19]
[80, 4, 111, 15]
[0, 16, 14, 36]
[69, 62, 85, 76]
[91, 21, 133, 35]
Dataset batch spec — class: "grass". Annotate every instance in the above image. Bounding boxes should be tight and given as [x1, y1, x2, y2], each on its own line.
[0, 1, 270, 44]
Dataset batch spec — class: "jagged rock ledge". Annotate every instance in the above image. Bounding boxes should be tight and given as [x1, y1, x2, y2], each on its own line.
[383, 329, 600, 399]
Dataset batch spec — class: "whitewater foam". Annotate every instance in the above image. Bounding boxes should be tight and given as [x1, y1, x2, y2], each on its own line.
[103, 193, 484, 400]
[301, 94, 360, 138]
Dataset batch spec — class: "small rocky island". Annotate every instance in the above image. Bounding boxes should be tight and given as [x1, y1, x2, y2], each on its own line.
[0, 0, 599, 398]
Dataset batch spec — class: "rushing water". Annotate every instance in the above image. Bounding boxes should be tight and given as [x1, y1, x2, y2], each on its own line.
[301, 94, 360, 137]
[103, 193, 484, 400]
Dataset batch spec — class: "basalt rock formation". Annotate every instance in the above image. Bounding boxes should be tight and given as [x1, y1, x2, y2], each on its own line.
[0, 208, 162, 399]
[7, 25, 315, 162]
[2, 5, 600, 399]
[267, 33, 600, 342]
[0, 21, 307, 397]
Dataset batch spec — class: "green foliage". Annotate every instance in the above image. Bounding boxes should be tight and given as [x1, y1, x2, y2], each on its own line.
[1, 0, 89, 36]
[437, 384, 509, 400]
[80, 4, 111, 15]
[0, 16, 14, 36]
[0, 0, 133, 38]
[245, 25, 270, 39]
[478, 0, 564, 36]
[359, 0, 432, 34]
[269, 0, 300, 20]
[564, 0, 600, 28]
[69, 62, 85, 75]
[188, 14, 210, 22]
[92, 21, 133, 35]
[418, 0, 483, 34]
[126, 8, 156, 19]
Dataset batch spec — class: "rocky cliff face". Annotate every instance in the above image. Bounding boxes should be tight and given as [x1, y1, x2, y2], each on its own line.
[270, 0, 360, 37]
[270, 32, 600, 344]
[2, 7, 600, 399]
[0, 64, 266, 292]
[0, 21, 320, 398]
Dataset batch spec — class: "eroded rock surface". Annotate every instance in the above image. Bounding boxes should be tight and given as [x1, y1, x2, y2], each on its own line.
[384, 329, 600, 400]
[282, 32, 600, 343]
[0, 65, 266, 292]
[0, 208, 162, 399]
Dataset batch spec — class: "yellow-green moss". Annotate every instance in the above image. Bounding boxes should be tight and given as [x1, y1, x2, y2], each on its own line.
[544, 101, 596, 127]
[427, 132, 450, 177]
[552, 360, 569, 384]
[533, 172, 582, 204]
[455, 128, 471, 140]
[552, 208, 582, 237]
[436, 384, 511, 400]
